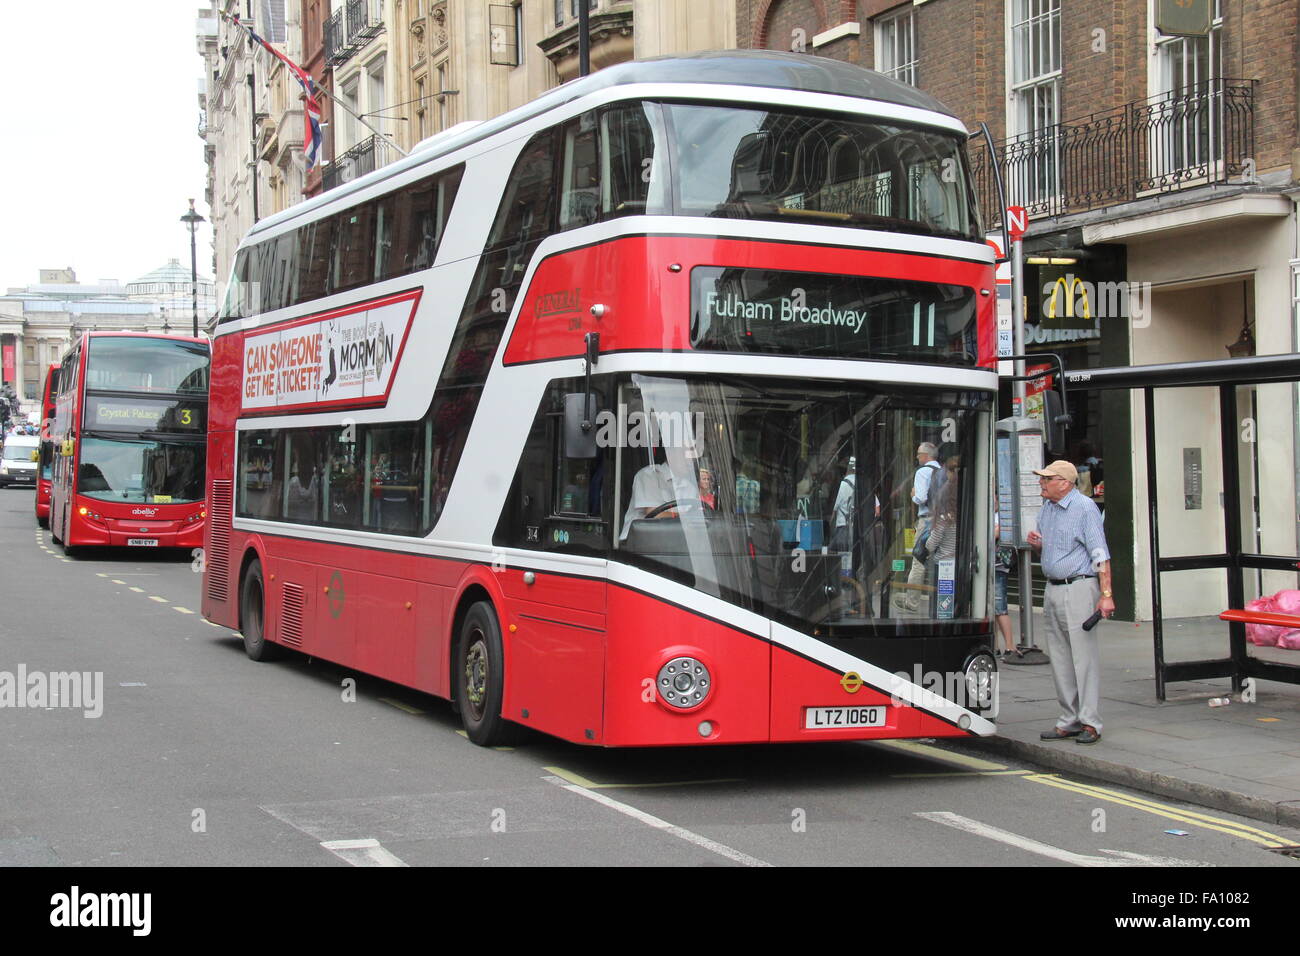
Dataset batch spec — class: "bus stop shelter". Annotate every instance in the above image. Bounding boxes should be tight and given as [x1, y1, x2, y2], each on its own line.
[1065, 354, 1300, 700]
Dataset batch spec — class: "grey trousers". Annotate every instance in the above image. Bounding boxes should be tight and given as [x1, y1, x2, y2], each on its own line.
[1043, 577, 1103, 733]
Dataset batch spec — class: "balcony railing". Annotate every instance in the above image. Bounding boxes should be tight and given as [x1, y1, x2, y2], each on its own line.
[322, 133, 397, 193]
[325, 0, 384, 67]
[969, 79, 1256, 228]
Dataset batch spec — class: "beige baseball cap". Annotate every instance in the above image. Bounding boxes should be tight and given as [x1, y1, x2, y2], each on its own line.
[1033, 460, 1079, 483]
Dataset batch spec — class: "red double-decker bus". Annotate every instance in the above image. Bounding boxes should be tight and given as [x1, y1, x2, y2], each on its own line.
[35, 363, 59, 526]
[50, 333, 209, 551]
[203, 52, 1000, 747]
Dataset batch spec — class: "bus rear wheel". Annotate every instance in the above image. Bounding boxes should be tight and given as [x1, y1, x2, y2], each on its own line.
[456, 602, 513, 747]
[240, 560, 281, 662]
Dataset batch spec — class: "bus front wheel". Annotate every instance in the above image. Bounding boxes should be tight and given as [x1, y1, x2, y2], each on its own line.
[240, 560, 281, 662]
[456, 602, 513, 747]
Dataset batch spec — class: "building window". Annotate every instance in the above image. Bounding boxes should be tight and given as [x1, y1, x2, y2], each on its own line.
[415, 78, 427, 141]
[875, 7, 917, 87]
[556, 0, 596, 26]
[1009, 0, 1061, 202]
[490, 4, 521, 66]
[1153, 0, 1223, 176]
[436, 63, 449, 130]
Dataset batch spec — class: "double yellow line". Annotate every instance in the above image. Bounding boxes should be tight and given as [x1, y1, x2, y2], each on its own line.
[1023, 773, 1293, 849]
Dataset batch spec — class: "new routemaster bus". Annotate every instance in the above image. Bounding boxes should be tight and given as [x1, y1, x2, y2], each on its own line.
[36, 363, 59, 526]
[203, 52, 1000, 747]
[50, 333, 210, 551]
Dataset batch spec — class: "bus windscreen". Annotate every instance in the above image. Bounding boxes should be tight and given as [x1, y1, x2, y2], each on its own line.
[85, 338, 209, 394]
[76, 437, 204, 505]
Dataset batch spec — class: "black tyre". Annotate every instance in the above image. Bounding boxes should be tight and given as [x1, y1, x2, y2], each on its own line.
[37, 514, 48, 529]
[456, 602, 513, 746]
[240, 560, 281, 661]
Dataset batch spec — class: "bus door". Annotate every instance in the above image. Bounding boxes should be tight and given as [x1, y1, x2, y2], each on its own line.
[495, 380, 610, 743]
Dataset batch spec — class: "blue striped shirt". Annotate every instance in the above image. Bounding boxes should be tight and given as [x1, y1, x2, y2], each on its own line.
[1037, 488, 1110, 579]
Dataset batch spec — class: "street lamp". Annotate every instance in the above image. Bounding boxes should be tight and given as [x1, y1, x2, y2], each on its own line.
[180, 199, 205, 337]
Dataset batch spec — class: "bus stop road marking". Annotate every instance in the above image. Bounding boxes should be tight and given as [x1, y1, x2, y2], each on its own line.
[892, 769, 1033, 779]
[172, 606, 195, 614]
[543, 774, 771, 867]
[876, 739, 1008, 772]
[1023, 773, 1291, 848]
[111, 579, 126, 585]
[149, 596, 168, 603]
[129, 587, 145, 593]
[916, 812, 1209, 867]
[378, 697, 425, 715]
[544, 766, 745, 790]
[319, 838, 408, 867]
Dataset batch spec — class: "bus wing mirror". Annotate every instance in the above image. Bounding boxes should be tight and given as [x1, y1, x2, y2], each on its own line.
[563, 393, 599, 460]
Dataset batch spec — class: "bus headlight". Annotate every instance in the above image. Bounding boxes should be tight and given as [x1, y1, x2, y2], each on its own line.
[657, 656, 712, 709]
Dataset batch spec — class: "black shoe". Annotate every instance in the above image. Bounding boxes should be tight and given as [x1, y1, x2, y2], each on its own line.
[1040, 727, 1080, 740]
[1076, 726, 1101, 745]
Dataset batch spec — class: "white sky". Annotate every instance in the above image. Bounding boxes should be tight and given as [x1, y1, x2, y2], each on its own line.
[0, 2, 215, 290]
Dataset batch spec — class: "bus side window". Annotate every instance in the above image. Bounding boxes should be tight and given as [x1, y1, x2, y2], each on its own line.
[559, 114, 600, 232]
[297, 218, 334, 304]
[364, 423, 424, 535]
[332, 202, 377, 294]
[237, 431, 280, 519]
[325, 426, 362, 528]
[602, 103, 664, 218]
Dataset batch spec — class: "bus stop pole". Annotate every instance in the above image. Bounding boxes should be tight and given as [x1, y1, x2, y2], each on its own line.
[1011, 233, 1036, 650]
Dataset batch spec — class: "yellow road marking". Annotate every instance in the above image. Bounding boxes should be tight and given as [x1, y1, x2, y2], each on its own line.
[893, 769, 1033, 778]
[149, 596, 168, 603]
[877, 739, 1008, 772]
[378, 697, 425, 715]
[1024, 773, 1290, 848]
[1257, 717, 1281, 723]
[543, 765, 742, 789]
[172, 606, 195, 615]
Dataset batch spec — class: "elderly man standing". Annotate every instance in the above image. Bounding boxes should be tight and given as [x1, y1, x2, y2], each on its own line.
[1027, 460, 1115, 745]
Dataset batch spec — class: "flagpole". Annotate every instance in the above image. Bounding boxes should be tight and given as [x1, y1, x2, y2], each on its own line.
[220, 10, 409, 170]
[314, 85, 410, 160]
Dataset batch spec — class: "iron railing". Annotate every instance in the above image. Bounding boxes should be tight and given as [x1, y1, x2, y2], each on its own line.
[969, 79, 1256, 228]
[325, 0, 383, 67]
[322, 133, 397, 192]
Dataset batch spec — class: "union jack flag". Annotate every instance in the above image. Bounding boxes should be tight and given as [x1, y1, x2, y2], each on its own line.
[224, 13, 324, 171]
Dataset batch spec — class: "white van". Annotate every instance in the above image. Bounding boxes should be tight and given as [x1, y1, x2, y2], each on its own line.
[0, 433, 39, 487]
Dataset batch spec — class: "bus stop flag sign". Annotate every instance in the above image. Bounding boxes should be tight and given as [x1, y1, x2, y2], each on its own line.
[1006, 206, 1027, 242]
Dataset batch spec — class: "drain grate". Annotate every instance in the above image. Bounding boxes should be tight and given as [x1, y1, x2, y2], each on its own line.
[1268, 845, 1300, 858]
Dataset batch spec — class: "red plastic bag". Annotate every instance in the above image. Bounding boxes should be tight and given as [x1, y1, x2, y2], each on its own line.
[1275, 590, 1300, 649]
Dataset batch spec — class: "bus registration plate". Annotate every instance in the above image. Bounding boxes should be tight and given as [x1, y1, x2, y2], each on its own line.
[127, 538, 159, 547]
[805, 706, 885, 730]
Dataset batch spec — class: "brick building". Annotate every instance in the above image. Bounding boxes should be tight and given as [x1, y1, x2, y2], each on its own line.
[740, 0, 1300, 621]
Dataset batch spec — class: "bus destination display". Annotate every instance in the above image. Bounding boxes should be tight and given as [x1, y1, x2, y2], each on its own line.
[86, 397, 206, 433]
[690, 266, 976, 364]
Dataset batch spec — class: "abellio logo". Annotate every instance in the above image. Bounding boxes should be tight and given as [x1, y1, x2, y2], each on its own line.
[49, 886, 151, 936]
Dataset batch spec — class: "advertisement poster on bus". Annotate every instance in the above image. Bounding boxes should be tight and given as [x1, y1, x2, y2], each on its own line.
[240, 290, 419, 413]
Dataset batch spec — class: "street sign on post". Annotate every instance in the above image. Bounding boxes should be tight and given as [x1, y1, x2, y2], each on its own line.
[1006, 206, 1027, 242]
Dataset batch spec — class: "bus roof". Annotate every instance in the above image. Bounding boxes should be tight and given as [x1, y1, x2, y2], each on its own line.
[247, 50, 958, 243]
